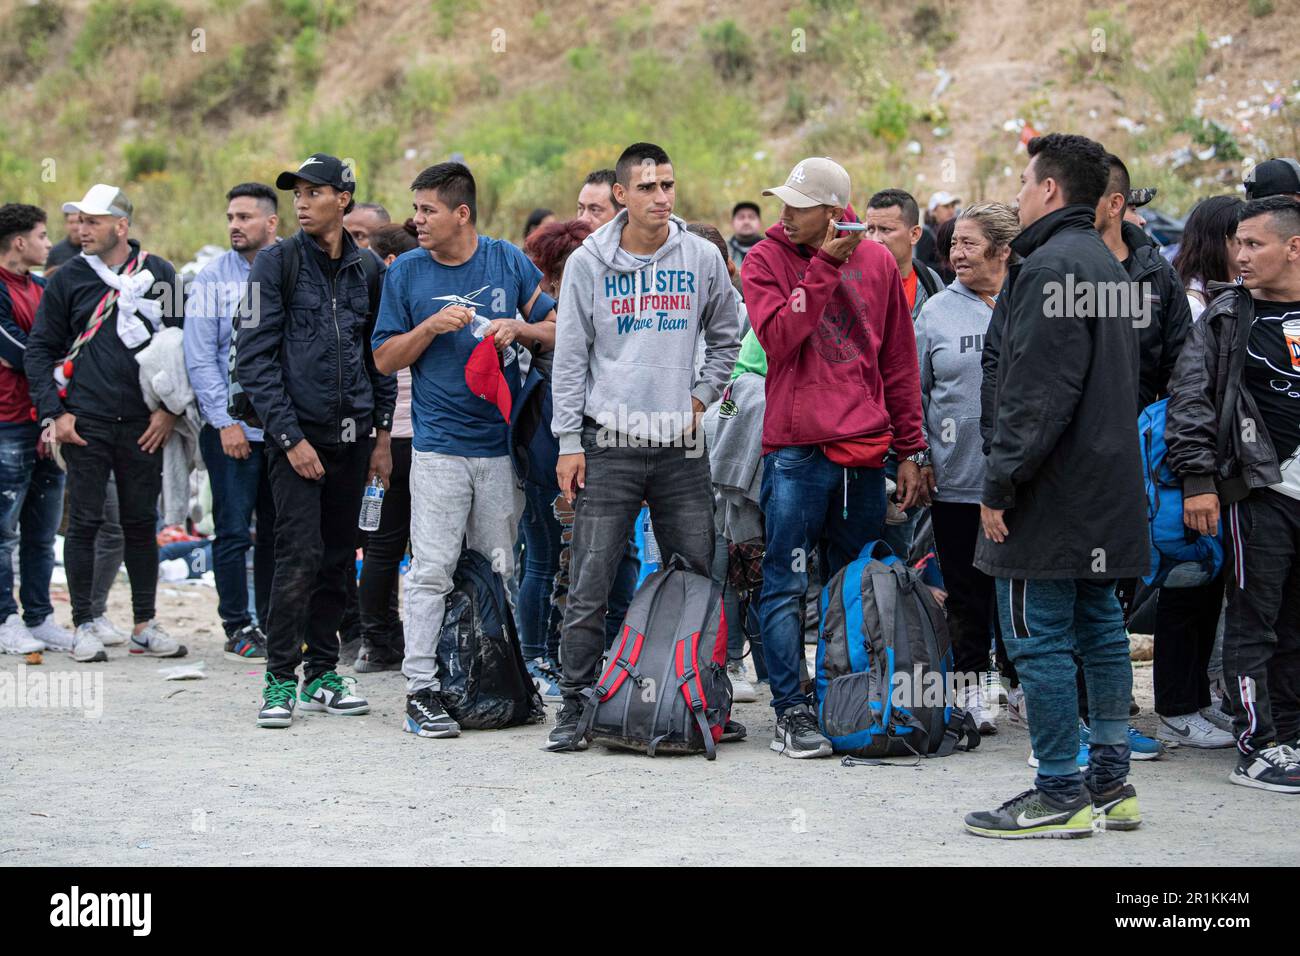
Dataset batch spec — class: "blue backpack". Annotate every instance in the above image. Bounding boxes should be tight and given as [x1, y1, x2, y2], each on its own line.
[1138, 398, 1224, 588]
[815, 541, 980, 759]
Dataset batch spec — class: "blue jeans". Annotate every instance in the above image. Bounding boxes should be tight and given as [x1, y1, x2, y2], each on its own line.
[996, 577, 1132, 798]
[0, 426, 64, 624]
[198, 425, 276, 635]
[519, 480, 563, 661]
[758, 446, 886, 716]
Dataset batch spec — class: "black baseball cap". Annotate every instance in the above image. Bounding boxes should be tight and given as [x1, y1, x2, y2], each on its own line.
[275, 153, 356, 210]
[1244, 158, 1300, 200]
[732, 201, 761, 218]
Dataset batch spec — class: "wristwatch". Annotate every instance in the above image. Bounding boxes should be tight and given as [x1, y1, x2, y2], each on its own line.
[906, 450, 931, 468]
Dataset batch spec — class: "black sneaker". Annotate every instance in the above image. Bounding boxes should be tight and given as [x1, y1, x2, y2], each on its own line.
[339, 635, 363, 665]
[720, 718, 747, 742]
[1089, 782, 1142, 830]
[770, 702, 832, 758]
[224, 625, 268, 663]
[404, 689, 461, 738]
[1229, 745, 1300, 794]
[544, 701, 589, 752]
[965, 788, 1093, 839]
[354, 642, 403, 673]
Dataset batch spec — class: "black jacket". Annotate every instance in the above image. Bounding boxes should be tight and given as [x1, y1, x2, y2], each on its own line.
[235, 229, 395, 451]
[1164, 283, 1282, 505]
[25, 240, 182, 424]
[1122, 222, 1192, 407]
[975, 205, 1148, 580]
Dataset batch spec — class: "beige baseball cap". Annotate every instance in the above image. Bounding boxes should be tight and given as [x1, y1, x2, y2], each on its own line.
[762, 157, 851, 209]
[63, 183, 133, 220]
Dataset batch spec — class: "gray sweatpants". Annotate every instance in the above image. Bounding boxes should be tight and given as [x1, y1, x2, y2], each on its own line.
[404, 451, 523, 693]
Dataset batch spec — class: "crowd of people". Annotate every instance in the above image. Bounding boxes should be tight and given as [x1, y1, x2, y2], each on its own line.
[1, 136, 1298, 839]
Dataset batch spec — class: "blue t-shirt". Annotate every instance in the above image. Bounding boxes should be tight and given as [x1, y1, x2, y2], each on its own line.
[372, 237, 543, 456]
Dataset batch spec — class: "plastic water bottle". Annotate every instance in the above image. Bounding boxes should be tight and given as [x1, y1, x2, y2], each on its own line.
[468, 307, 492, 340]
[358, 477, 384, 532]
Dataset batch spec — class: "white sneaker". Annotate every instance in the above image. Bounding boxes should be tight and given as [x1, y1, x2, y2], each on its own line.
[91, 616, 128, 646]
[1200, 704, 1234, 734]
[0, 614, 43, 655]
[1007, 686, 1027, 725]
[727, 660, 758, 703]
[1158, 712, 1235, 749]
[128, 621, 187, 658]
[72, 623, 108, 662]
[961, 683, 997, 735]
[28, 615, 71, 650]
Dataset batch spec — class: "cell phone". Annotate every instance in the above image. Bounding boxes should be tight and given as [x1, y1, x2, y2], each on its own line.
[831, 221, 867, 231]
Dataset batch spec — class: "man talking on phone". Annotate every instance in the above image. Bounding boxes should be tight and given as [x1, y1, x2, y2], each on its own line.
[742, 157, 926, 759]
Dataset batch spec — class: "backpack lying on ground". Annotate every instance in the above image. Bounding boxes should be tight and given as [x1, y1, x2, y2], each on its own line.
[816, 540, 979, 759]
[1139, 397, 1224, 588]
[576, 560, 732, 759]
[436, 549, 544, 729]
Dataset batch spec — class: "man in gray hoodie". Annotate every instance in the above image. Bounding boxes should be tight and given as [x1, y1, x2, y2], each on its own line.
[546, 142, 741, 751]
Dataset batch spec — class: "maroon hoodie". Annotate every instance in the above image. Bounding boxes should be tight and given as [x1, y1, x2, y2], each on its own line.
[741, 217, 924, 456]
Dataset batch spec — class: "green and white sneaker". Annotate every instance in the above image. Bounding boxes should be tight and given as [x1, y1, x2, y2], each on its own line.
[1090, 782, 1141, 831]
[258, 675, 298, 728]
[300, 671, 370, 716]
[965, 788, 1093, 839]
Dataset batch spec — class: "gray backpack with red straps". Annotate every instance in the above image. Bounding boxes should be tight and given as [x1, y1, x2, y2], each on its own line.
[576, 560, 732, 759]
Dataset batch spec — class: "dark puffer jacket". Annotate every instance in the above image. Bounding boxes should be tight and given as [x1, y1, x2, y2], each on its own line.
[236, 229, 395, 451]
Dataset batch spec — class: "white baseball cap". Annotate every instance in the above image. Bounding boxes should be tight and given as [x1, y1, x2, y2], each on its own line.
[762, 157, 851, 209]
[62, 183, 133, 219]
[928, 191, 961, 212]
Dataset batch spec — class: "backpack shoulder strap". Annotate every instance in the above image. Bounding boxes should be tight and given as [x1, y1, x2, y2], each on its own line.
[915, 262, 941, 298]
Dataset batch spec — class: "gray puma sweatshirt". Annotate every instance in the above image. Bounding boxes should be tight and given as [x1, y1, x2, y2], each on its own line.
[551, 210, 741, 454]
[915, 279, 995, 503]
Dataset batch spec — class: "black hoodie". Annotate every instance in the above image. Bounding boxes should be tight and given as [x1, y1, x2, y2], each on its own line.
[25, 240, 181, 425]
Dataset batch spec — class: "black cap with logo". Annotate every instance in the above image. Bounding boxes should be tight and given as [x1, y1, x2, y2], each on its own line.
[1244, 158, 1300, 200]
[275, 153, 356, 211]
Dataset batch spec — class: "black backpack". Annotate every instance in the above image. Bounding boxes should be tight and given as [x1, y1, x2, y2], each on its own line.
[227, 237, 382, 428]
[436, 549, 544, 729]
[575, 560, 732, 759]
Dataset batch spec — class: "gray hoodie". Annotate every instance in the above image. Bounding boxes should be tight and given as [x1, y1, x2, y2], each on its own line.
[915, 279, 994, 503]
[551, 210, 740, 454]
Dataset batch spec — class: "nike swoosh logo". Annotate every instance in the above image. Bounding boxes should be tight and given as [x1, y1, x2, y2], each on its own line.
[1164, 722, 1192, 737]
[299, 158, 323, 169]
[1016, 808, 1072, 827]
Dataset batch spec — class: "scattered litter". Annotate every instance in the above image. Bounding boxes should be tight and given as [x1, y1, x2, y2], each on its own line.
[308, 824, 321, 829]
[24, 651, 42, 665]
[931, 68, 952, 99]
[160, 661, 206, 681]
[1210, 34, 1233, 49]
[136, 842, 151, 849]
[30, 812, 51, 818]
[404, 148, 418, 160]
[906, 140, 922, 155]
[160, 558, 190, 583]
[164, 688, 187, 699]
